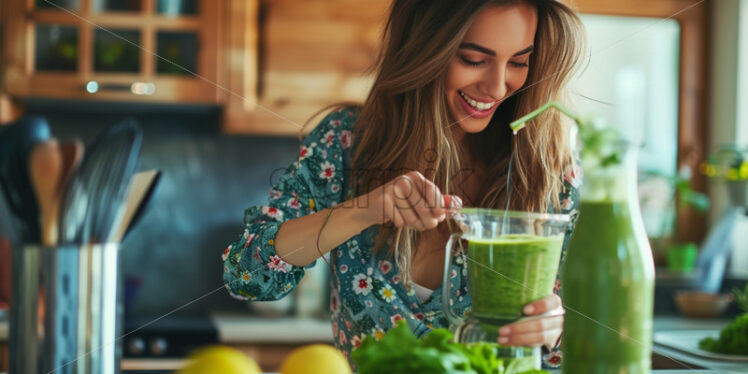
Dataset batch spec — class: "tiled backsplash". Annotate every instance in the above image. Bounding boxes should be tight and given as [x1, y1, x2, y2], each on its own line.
[26, 101, 305, 317]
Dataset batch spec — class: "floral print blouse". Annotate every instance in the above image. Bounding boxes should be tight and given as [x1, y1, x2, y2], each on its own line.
[222, 107, 582, 369]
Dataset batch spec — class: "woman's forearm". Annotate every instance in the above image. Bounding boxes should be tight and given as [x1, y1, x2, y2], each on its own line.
[274, 195, 376, 266]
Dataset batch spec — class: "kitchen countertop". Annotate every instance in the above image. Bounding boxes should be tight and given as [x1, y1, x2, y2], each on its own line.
[3, 314, 747, 372]
[655, 346, 748, 372]
[211, 313, 334, 343]
[0, 312, 333, 344]
[3, 314, 747, 373]
[556, 372, 735, 374]
[0, 371, 736, 374]
[0, 314, 732, 344]
[651, 316, 747, 371]
[652, 316, 731, 332]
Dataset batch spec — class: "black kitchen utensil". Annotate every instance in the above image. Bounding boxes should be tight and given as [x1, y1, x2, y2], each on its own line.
[0, 115, 51, 242]
[112, 170, 162, 243]
[123, 170, 160, 240]
[91, 124, 143, 243]
[59, 119, 142, 244]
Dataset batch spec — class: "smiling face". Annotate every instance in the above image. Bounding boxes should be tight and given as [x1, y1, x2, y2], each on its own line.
[446, 3, 538, 135]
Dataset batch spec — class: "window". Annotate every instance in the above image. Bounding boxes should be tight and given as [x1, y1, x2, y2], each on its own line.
[575, 0, 708, 244]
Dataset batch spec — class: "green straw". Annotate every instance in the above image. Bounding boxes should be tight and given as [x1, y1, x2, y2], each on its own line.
[509, 101, 583, 132]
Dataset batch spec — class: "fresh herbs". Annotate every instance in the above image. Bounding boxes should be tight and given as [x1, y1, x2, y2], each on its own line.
[574, 115, 626, 171]
[698, 284, 748, 355]
[351, 320, 549, 374]
[698, 314, 748, 355]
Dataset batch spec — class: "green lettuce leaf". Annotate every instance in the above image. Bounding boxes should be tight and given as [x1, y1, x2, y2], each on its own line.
[352, 320, 551, 374]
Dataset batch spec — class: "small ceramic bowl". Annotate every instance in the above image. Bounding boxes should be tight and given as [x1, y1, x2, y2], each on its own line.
[674, 290, 733, 318]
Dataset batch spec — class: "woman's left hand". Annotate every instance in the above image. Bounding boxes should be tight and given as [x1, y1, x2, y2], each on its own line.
[497, 294, 564, 348]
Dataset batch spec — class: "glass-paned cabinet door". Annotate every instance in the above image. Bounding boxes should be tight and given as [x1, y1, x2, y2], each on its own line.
[156, 0, 198, 16]
[7, 0, 218, 103]
[156, 31, 198, 75]
[35, 24, 78, 72]
[35, 0, 80, 11]
[93, 0, 143, 12]
[93, 29, 140, 72]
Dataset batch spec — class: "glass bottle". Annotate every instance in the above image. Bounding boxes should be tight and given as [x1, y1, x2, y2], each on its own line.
[561, 142, 655, 373]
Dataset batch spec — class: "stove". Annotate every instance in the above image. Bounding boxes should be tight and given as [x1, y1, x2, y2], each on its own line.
[122, 315, 218, 359]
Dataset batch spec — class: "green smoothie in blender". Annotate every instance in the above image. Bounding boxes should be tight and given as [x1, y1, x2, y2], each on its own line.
[467, 234, 564, 324]
[443, 209, 570, 369]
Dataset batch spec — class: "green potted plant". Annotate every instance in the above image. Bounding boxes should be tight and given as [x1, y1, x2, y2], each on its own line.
[639, 169, 709, 271]
[701, 144, 748, 208]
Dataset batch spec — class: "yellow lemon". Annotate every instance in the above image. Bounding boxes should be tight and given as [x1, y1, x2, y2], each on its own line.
[280, 344, 351, 374]
[177, 345, 261, 374]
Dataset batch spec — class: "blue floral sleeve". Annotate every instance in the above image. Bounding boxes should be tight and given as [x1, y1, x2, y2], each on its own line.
[222, 108, 357, 301]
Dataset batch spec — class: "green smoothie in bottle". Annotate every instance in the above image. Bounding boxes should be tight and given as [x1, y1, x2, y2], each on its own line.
[506, 101, 655, 373]
[561, 144, 655, 374]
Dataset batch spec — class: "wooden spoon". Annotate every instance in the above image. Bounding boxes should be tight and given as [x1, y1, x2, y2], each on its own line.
[59, 140, 84, 189]
[42, 140, 85, 246]
[29, 140, 63, 246]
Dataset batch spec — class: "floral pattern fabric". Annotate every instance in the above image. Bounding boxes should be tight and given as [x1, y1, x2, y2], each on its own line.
[223, 107, 581, 368]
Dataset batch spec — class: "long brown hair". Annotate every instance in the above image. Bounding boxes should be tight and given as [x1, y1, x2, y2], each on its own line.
[348, 0, 586, 285]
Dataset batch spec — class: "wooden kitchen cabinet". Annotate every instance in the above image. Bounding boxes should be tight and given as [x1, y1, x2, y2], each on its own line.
[221, 0, 390, 135]
[2, 0, 221, 104]
[1, 0, 390, 135]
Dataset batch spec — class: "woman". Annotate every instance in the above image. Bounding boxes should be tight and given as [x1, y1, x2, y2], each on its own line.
[223, 0, 585, 368]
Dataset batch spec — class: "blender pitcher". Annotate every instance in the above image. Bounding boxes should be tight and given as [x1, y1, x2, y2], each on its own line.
[441, 208, 569, 364]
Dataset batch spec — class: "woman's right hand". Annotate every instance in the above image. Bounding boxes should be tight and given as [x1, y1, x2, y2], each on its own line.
[362, 171, 462, 230]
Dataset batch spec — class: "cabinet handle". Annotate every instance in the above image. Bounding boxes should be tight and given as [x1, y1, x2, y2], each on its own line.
[83, 81, 156, 95]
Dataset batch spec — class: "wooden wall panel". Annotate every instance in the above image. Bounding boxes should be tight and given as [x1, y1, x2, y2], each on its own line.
[223, 0, 390, 135]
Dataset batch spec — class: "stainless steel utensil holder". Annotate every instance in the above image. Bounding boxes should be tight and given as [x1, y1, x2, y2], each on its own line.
[10, 243, 122, 374]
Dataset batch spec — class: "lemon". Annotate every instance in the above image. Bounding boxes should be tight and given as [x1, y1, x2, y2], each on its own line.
[280, 344, 351, 374]
[177, 345, 261, 374]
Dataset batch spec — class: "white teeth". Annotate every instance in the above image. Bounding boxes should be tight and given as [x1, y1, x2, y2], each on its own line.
[459, 91, 496, 111]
